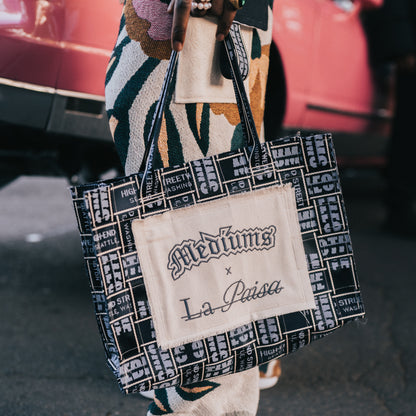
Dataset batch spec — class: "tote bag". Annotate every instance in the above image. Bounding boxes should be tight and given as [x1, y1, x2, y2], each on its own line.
[70, 30, 365, 394]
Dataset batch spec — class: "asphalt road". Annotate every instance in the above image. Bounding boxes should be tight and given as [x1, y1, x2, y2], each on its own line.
[0, 172, 415, 416]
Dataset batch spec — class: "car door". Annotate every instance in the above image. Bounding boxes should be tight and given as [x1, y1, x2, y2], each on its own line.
[0, 0, 65, 128]
[302, 0, 378, 133]
[272, 0, 321, 129]
[55, 0, 122, 97]
[47, 0, 122, 140]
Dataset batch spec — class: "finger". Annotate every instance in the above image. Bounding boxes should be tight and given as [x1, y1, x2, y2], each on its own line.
[167, 0, 175, 14]
[210, 0, 224, 16]
[171, 0, 192, 51]
[216, 1, 237, 41]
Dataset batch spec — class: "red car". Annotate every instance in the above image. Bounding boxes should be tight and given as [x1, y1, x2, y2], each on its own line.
[0, 0, 122, 185]
[265, 0, 389, 165]
[0, 0, 388, 185]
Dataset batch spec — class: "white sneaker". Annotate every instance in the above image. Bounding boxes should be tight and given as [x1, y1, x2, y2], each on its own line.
[259, 375, 279, 390]
[139, 390, 155, 400]
[259, 359, 281, 390]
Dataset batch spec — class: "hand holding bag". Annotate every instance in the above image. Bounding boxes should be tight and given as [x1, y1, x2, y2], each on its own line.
[70, 30, 365, 394]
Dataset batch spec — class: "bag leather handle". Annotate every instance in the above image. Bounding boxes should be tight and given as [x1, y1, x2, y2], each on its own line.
[140, 24, 261, 188]
[222, 26, 261, 151]
[139, 49, 179, 175]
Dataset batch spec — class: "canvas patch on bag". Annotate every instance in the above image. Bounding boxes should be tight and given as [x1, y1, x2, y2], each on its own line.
[175, 17, 252, 104]
[132, 184, 315, 349]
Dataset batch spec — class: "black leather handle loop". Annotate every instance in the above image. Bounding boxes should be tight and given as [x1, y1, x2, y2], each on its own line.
[222, 27, 260, 149]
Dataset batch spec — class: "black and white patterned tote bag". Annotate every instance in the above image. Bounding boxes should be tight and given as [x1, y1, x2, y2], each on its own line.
[70, 32, 365, 394]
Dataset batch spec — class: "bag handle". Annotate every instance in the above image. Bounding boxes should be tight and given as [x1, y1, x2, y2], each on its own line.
[139, 49, 179, 179]
[222, 26, 261, 151]
[139, 25, 262, 190]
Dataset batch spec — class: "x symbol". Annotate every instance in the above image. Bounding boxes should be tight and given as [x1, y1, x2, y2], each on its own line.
[225, 267, 232, 275]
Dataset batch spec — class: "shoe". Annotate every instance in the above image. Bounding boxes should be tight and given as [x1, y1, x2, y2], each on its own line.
[140, 389, 155, 400]
[259, 359, 281, 390]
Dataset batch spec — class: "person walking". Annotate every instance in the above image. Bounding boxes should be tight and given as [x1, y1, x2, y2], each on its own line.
[105, 0, 279, 414]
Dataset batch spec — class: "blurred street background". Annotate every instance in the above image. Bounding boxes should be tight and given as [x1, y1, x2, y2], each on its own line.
[0, 166, 415, 416]
[2, 1, 416, 415]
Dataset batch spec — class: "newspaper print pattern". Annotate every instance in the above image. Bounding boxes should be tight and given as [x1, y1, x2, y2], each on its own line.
[70, 133, 365, 394]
